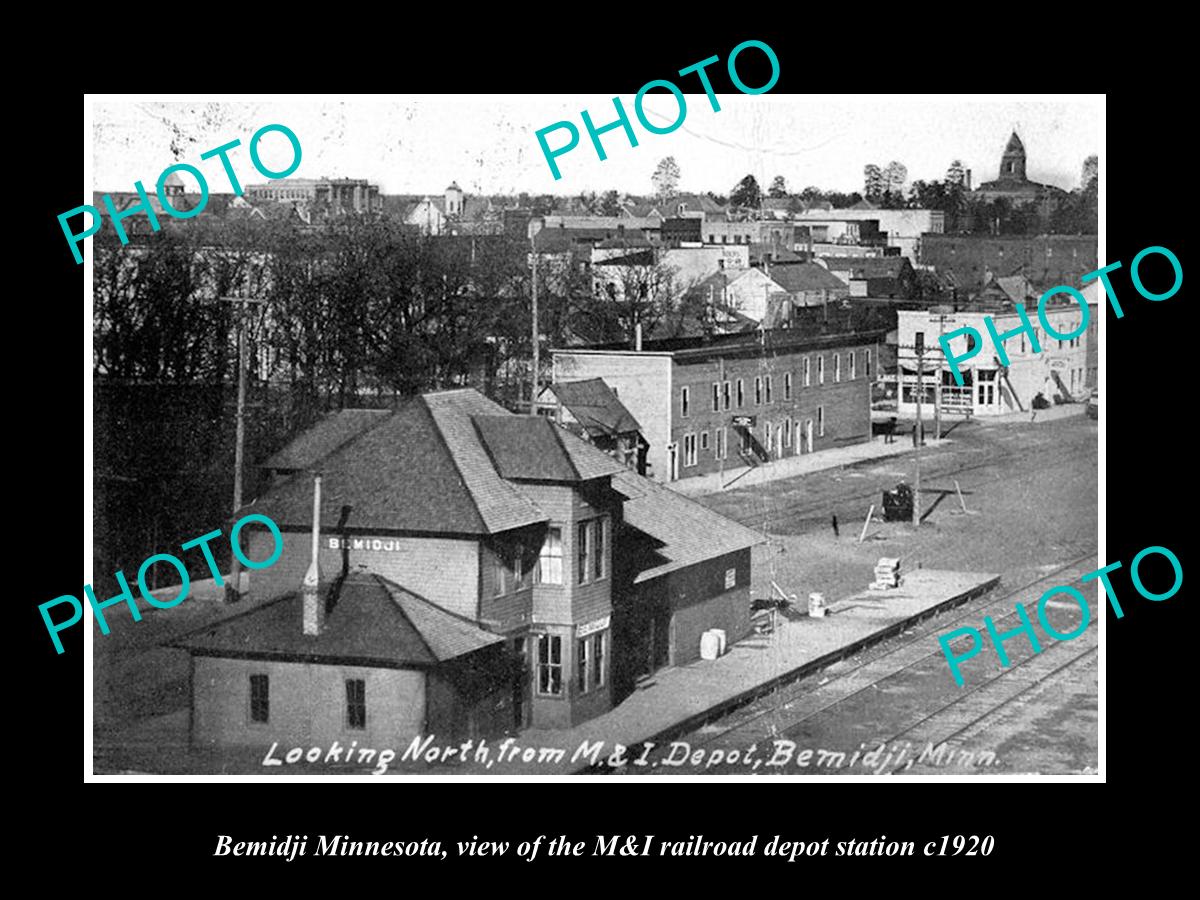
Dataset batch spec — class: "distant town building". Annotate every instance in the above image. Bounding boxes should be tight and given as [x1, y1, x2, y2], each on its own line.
[245, 177, 382, 215]
[973, 132, 1068, 208]
[823, 256, 917, 299]
[553, 328, 884, 483]
[920, 233, 1098, 293]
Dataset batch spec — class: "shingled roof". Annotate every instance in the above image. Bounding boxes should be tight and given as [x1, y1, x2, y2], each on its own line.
[546, 379, 641, 437]
[768, 262, 849, 294]
[473, 415, 626, 482]
[262, 409, 390, 471]
[250, 391, 544, 535]
[251, 389, 624, 535]
[172, 572, 502, 667]
[612, 470, 765, 583]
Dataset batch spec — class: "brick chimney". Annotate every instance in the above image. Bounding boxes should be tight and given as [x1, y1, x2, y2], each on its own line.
[302, 474, 323, 637]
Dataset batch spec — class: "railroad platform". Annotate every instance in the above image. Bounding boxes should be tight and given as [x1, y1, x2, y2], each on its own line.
[97, 570, 1000, 777]
[432, 568, 1001, 776]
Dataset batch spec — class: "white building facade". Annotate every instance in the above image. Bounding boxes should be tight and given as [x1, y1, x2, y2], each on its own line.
[896, 303, 1090, 418]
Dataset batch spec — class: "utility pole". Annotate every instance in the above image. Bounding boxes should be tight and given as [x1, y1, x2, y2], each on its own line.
[934, 312, 944, 440]
[530, 233, 539, 415]
[913, 333, 924, 528]
[219, 295, 266, 603]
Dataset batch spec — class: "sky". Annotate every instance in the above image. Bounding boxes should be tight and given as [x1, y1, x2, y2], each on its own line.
[90, 95, 1101, 199]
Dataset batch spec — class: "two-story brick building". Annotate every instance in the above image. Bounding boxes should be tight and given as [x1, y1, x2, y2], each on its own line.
[552, 328, 886, 483]
[175, 389, 762, 751]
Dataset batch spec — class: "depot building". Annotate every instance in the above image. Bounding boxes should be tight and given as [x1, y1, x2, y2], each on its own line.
[175, 389, 762, 751]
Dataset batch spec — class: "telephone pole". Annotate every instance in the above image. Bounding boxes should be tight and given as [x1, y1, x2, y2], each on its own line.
[219, 295, 266, 603]
[934, 312, 944, 440]
[913, 333, 924, 527]
[530, 234, 539, 415]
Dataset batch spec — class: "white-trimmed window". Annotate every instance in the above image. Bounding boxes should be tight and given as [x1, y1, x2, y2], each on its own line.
[722, 381, 731, 410]
[818, 355, 825, 385]
[578, 631, 607, 693]
[537, 634, 563, 696]
[850, 352, 857, 380]
[803, 356, 811, 387]
[715, 427, 726, 460]
[680, 386, 690, 417]
[817, 405, 825, 436]
[784, 372, 793, 400]
[783, 417, 792, 448]
[765, 375, 774, 403]
[711, 383, 720, 411]
[593, 517, 607, 581]
[834, 354, 841, 383]
[684, 432, 697, 467]
[866, 348, 872, 378]
[754, 376, 763, 405]
[700, 431, 710, 452]
[537, 527, 563, 584]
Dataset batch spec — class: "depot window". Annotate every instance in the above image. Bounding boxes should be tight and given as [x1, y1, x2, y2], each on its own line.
[345, 679, 366, 731]
[681, 386, 690, 418]
[578, 631, 607, 694]
[537, 527, 563, 584]
[784, 372, 793, 400]
[249, 674, 269, 724]
[537, 634, 563, 696]
[817, 356, 825, 385]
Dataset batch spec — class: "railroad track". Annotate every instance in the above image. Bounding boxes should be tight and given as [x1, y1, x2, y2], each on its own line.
[610, 550, 1098, 776]
[874, 641, 1098, 776]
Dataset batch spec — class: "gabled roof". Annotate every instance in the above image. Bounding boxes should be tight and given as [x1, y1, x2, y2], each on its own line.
[473, 414, 625, 482]
[545, 378, 642, 437]
[250, 392, 544, 535]
[822, 256, 911, 278]
[263, 409, 390, 470]
[612, 471, 765, 583]
[1005, 131, 1025, 153]
[172, 572, 502, 667]
[768, 262, 849, 293]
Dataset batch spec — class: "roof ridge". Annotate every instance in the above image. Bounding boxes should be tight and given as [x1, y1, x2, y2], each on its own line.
[546, 416, 583, 480]
[377, 573, 499, 632]
[165, 592, 297, 647]
[372, 574, 437, 661]
[418, 396, 489, 534]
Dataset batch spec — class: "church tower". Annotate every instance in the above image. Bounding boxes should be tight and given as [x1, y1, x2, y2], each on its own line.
[999, 132, 1027, 181]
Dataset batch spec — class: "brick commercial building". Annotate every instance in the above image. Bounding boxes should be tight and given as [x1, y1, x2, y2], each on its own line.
[920, 233, 1098, 295]
[176, 389, 761, 750]
[553, 328, 885, 483]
